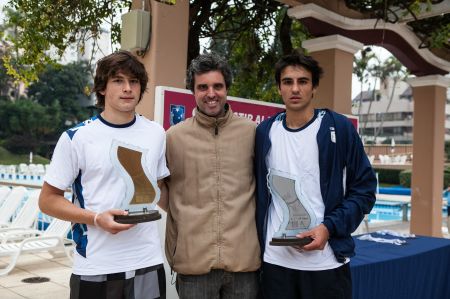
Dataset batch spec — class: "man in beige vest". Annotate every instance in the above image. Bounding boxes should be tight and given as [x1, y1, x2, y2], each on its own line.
[159, 53, 260, 299]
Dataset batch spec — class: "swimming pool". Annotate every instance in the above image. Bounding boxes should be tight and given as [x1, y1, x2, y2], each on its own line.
[369, 200, 449, 222]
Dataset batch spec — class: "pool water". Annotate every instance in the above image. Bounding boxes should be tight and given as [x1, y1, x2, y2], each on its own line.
[369, 200, 448, 222]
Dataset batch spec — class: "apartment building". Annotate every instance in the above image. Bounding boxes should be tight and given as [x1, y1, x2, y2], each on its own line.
[352, 78, 450, 143]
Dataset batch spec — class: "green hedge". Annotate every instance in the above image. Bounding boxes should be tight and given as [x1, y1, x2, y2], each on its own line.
[445, 141, 450, 161]
[399, 169, 411, 187]
[373, 168, 401, 185]
[399, 167, 450, 188]
[0, 146, 49, 165]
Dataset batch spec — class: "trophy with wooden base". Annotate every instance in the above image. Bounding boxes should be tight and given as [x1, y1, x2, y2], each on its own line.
[110, 140, 161, 224]
[268, 169, 316, 246]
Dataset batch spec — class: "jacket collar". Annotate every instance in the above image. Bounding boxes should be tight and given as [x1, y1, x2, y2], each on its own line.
[194, 103, 233, 129]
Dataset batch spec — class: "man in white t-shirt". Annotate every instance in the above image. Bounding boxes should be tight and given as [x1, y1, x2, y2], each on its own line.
[39, 51, 169, 299]
[255, 52, 376, 298]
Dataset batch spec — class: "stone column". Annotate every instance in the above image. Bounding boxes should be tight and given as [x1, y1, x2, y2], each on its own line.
[132, 0, 189, 120]
[408, 75, 450, 237]
[302, 35, 363, 114]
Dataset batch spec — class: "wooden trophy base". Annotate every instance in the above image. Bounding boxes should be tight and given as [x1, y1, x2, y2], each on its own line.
[114, 210, 162, 224]
[270, 236, 313, 246]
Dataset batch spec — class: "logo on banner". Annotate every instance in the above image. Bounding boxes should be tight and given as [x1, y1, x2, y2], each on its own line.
[170, 104, 185, 126]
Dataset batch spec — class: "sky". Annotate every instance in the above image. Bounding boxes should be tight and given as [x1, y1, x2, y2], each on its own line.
[352, 47, 392, 98]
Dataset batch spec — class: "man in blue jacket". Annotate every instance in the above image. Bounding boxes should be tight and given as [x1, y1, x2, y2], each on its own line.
[255, 52, 376, 299]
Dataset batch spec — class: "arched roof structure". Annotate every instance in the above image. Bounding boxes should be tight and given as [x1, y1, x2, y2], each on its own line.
[280, 0, 450, 75]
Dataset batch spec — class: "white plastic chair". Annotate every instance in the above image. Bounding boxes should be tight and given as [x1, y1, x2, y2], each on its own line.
[18, 163, 28, 174]
[6, 165, 16, 175]
[0, 186, 27, 227]
[0, 217, 73, 276]
[36, 164, 45, 175]
[0, 189, 41, 242]
[28, 164, 37, 175]
[400, 155, 407, 164]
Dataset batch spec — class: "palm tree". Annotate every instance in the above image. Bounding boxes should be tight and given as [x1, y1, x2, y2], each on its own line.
[353, 47, 376, 135]
[372, 57, 409, 141]
[361, 54, 383, 136]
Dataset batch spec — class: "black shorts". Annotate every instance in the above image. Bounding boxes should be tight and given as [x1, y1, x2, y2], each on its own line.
[70, 264, 166, 299]
[261, 262, 352, 299]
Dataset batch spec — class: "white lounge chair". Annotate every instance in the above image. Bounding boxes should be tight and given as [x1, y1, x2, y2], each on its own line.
[0, 186, 27, 227]
[18, 163, 28, 174]
[28, 164, 37, 175]
[36, 164, 45, 175]
[0, 217, 73, 276]
[6, 165, 16, 175]
[0, 186, 11, 206]
[0, 189, 41, 243]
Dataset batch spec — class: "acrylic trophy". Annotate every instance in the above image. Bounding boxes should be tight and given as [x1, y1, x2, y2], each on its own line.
[268, 169, 316, 246]
[110, 140, 161, 224]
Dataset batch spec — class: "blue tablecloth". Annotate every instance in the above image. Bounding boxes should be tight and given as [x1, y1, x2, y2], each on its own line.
[351, 234, 450, 299]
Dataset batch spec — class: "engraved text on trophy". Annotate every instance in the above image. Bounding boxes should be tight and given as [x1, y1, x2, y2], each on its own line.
[272, 175, 311, 230]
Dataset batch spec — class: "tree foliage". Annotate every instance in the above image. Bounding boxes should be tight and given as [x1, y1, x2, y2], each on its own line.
[0, 61, 93, 156]
[0, 20, 16, 99]
[204, 4, 309, 102]
[0, 54, 14, 99]
[372, 57, 409, 139]
[27, 61, 92, 128]
[3, 0, 447, 100]
[0, 0, 310, 156]
[0, 98, 60, 155]
[3, 0, 130, 84]
[353, 48, 409, 141]
[188, 1, 281, 63]
[353, 47, 376, 119]
[2, 0, 308, 102]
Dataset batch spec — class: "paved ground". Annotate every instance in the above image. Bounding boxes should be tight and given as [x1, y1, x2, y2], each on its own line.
[0, 252, 72, 299]
[0, 220, 448, 299]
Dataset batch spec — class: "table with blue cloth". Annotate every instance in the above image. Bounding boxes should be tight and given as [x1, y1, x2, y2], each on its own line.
[350, 233, 450, 299]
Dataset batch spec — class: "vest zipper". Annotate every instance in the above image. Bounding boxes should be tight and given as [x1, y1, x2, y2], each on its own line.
[214, 118, 221, 266]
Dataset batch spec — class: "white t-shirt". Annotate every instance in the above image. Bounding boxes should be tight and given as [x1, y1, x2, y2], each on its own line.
[264, 110, 343, 271]
[44, 114, 170, 275]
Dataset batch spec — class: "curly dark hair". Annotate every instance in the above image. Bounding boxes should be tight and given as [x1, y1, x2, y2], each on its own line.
[186, 52, 232, 92]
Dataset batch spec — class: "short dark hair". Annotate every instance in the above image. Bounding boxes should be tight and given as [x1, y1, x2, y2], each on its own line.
[93, 51, 148, 109]
[275, 52, 323, 88]
[186, 52, 232, 92]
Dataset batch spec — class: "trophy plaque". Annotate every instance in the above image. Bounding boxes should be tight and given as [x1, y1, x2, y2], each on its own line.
[110, 140, 161, 224]
[268, 169, 316, 246]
